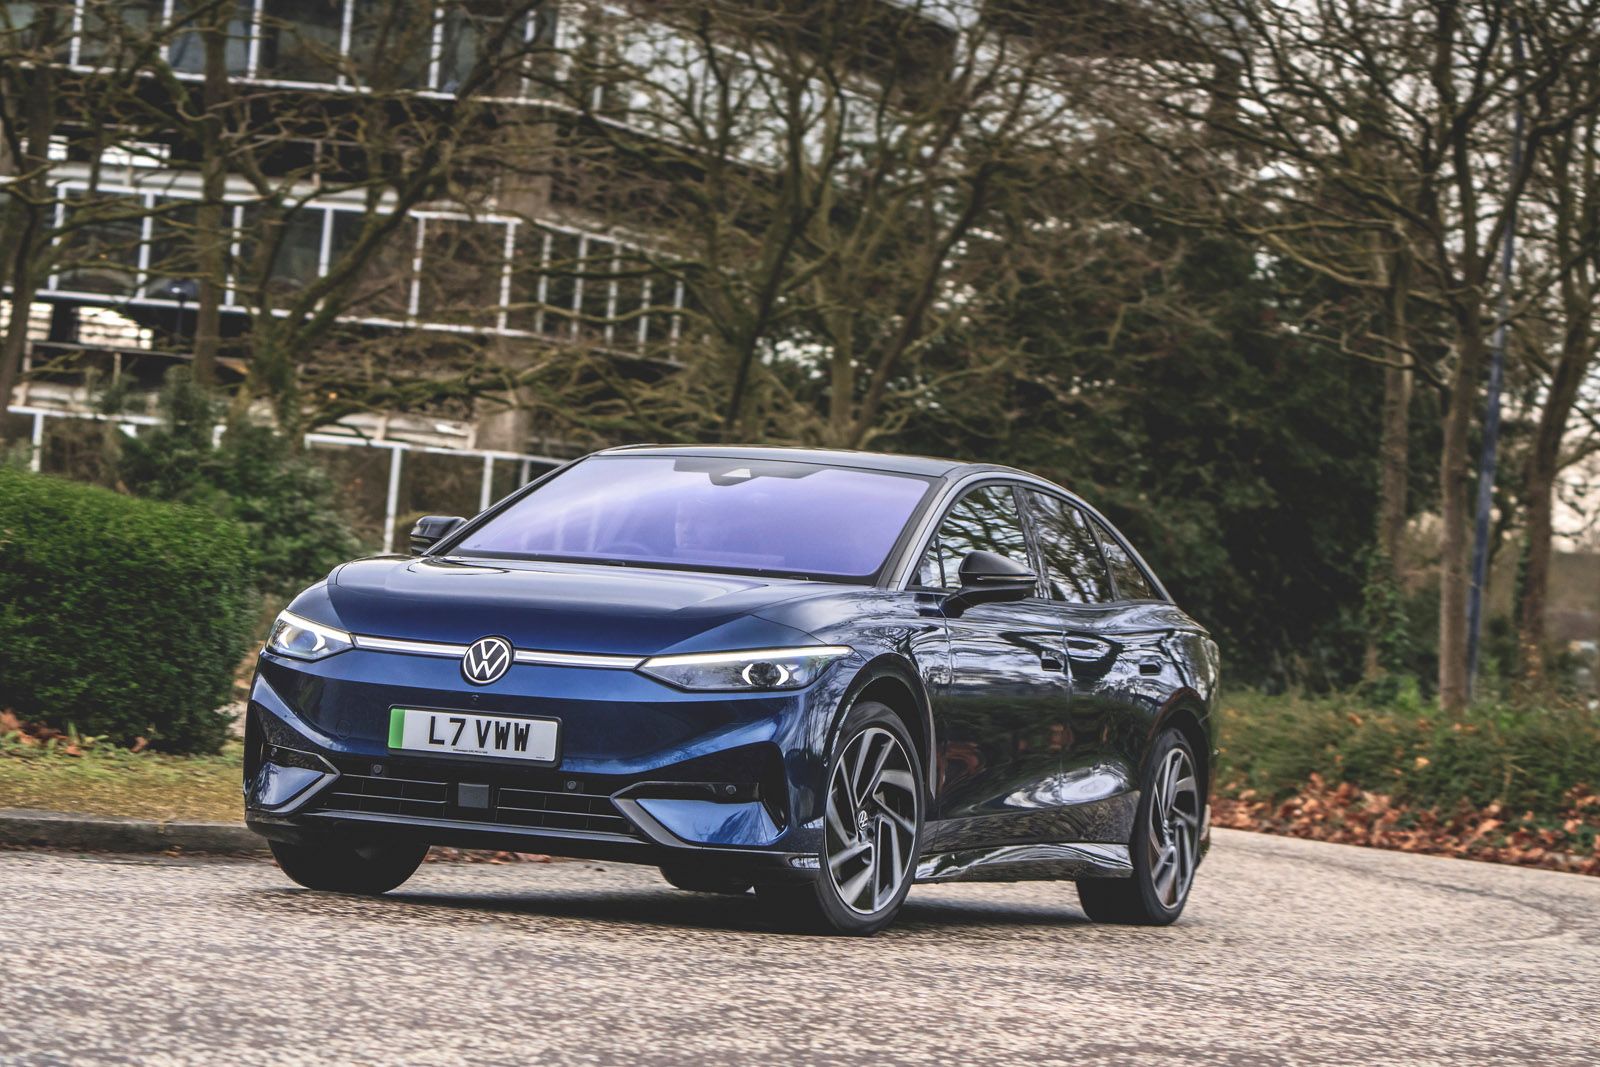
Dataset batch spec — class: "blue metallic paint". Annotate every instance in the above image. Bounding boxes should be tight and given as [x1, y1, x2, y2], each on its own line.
[245, 447, 1219, 888]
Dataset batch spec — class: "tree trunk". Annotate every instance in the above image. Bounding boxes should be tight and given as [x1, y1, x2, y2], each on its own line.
[191, 5, 232, 389]
[1516, 319, 1593, 684]
[1376, 253, 1413, 569]
[0, 65, 55, 437]
[0, 252, 33, 417]
[1518, 450, 1557, 688]
[1365, 250, 1413, 679]
[1437, 324, 1487, 713]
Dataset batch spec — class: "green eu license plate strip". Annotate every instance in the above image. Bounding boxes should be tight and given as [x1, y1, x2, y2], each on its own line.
[388, 707, 406, 749]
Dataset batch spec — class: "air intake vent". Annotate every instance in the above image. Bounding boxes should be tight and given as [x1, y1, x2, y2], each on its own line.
[311, 758, 638, 838]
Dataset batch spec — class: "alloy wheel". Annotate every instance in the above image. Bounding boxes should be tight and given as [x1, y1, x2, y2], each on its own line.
[823, 726, 918, 915]
[1146, 746, 1200, 909]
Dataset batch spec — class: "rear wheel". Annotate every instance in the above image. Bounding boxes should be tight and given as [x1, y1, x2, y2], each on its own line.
[757, 701, 923, 935]
[269, 837, 429, 895]
[658, 861, 752, 895]
[1077, 728, 1201, 925]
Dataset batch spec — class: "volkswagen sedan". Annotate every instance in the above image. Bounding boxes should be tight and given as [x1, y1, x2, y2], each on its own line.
[245, 446, 1218, 934]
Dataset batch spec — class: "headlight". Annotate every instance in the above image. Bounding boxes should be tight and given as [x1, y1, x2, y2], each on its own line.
[637, 646, 852, 691]
[266, 610, 354, 661]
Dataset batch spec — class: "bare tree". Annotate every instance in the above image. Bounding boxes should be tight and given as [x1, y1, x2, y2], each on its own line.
[3, 0, 549, 435]
[512, 0, 1118, 447]
[1, 1, 215, 428]
[0, 1, 62, 418]
[1089, 0, 1600, 709]
[1514, 55, 1600, 683]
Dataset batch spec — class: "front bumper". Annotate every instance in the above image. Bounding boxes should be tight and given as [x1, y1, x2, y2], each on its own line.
[243, 646, 853, 878]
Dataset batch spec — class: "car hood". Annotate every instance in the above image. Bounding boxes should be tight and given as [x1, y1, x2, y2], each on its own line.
[302, 555, 840, 656]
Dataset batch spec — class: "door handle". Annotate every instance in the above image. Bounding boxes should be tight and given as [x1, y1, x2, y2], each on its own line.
[1137, 657, 1162, 676]
[1040, 652, 1065, 672]
[1066, 637, 1114, 661]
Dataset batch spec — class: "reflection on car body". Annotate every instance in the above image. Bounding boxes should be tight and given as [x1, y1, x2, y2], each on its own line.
[247, 445, 1219, 934]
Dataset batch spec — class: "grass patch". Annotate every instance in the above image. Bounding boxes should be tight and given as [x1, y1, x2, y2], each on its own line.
[0, 738, 243, 823]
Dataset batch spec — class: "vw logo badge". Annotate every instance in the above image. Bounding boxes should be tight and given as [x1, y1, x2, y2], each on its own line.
[461, 636, 513, 685]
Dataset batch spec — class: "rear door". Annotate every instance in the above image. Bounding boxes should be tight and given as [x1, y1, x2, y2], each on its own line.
[914, 483, 1073, 848]
[1085, 514, 1182, 729]
[1017, 490, 1130, 796]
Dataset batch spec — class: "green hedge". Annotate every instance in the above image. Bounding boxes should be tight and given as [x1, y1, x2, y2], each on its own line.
[1218, 688, 1600, 821]
[0, 468, 255, 753]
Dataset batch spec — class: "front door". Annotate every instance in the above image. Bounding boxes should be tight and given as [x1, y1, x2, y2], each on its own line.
[915, 484, 1073, 849]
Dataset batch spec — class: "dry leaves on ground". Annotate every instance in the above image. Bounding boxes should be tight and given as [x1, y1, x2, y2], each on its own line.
[424, 848, 560, 865]
[0, 709, 83, 752]
[1215, 774, 1600, 876]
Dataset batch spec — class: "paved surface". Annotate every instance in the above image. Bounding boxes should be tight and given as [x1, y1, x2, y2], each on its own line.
[2, 829, 1596, 1066]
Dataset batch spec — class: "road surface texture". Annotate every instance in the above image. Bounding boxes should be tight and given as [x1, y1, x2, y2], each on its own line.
[2, 828, 1596, 1066]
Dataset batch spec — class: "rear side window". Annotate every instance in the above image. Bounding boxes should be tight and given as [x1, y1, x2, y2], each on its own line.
[1022, 491, 1113, 604]
[1092, 518, 1159, 601]
[915, 484, 1030, 591]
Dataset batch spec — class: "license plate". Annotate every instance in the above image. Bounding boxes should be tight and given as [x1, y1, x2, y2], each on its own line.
[388, 707, 559, 763]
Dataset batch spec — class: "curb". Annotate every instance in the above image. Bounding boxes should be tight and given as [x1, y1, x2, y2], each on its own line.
[0, 807, 267, 854]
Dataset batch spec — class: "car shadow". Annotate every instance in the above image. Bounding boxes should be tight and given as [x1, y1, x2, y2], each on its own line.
[897, 896, 1092, 931]
[245, 880, 1091, 937]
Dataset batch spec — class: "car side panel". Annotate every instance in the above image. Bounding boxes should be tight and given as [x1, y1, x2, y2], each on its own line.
[923, 598, 1076, 847]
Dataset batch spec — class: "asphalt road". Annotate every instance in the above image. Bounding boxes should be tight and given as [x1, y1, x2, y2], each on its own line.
[2, 829, 1596, 1066]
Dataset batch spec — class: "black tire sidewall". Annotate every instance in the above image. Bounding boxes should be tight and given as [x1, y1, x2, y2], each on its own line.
[270, 837, 429, 894]
[809, 699, 925, 934]
[1128, 727, 1199, 923]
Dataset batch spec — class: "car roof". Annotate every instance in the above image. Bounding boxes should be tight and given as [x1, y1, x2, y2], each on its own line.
[595, 443, 1026, 480]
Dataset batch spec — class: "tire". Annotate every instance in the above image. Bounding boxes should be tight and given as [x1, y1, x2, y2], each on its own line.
[269, 837, 429, 895]
[658, 861, 752, 895]
[756, 700, 924, 936]
[1077, 727, 1203, 925]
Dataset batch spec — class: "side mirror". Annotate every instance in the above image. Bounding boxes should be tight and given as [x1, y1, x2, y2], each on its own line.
[409, 515, 465, 556]
[942, 550, 1037, 617]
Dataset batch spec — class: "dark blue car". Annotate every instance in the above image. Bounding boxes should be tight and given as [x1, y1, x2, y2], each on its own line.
[246, 446, 1218, 934]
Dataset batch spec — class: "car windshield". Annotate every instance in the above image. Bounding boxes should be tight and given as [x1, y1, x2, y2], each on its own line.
[452, 455, 936, 581]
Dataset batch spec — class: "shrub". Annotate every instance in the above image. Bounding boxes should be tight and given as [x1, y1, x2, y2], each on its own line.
[1218, 689, 1600, 822]
[0, 468, 255, 753]
[116, 369, 362, 596]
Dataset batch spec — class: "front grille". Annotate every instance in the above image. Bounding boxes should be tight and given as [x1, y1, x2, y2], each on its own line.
[492, 786, 635, 834]
[312, 759, 639, 838]
[320, 771, 448, 819]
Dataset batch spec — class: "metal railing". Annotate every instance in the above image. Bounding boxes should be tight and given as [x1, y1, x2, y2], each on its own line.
[7, 403, 565, 554]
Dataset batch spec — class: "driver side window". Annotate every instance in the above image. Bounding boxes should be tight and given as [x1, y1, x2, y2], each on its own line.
[915, 485, 1031, 591]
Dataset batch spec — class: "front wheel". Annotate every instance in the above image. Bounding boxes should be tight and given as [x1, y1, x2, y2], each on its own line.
[757, 701, 923, 935]
[1077, 728, 1202, 925]
[269, 837, 429, 895]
